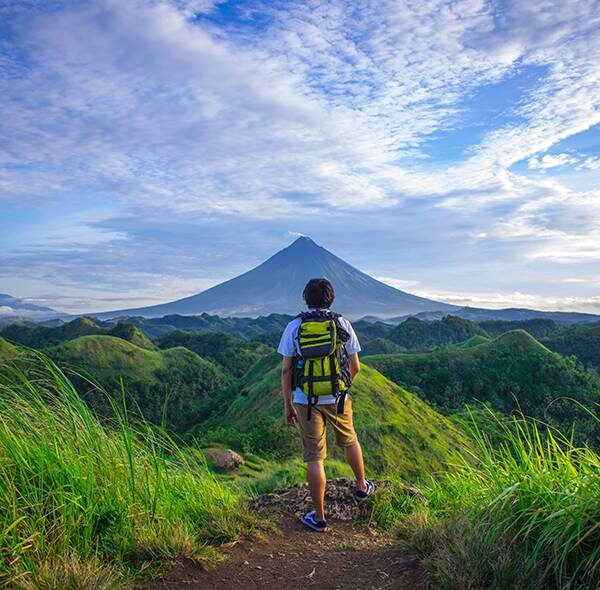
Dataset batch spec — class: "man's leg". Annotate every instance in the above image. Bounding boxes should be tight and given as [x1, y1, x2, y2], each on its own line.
[306, 460, 326, 521]
[345, 441, 367, 492]
[326, 400, 368, 492]
[294, 403, 328, 522]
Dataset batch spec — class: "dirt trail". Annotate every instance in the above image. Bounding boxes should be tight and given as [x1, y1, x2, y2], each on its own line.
[138, 479, 429, 590]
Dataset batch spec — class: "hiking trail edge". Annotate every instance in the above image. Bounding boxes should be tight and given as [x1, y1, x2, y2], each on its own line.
[137, 478, 431, 590]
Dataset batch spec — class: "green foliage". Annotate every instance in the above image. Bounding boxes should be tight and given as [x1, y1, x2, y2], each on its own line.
[379, 411, 600, 589]
[388, 315, 488, 350]
[157, 330, 272, 377]
[248, 330, 283, 348]
[199, 353, 470, 480]
[0, 336, 20, 360]
[361, 337, 405, 355]
[365, 330, 600, 449]
[479, 318, 564, 339]
[46, 335, 232, 432]
[0, 317, 157, 351]
[351, 319, 394, 345]
[124, 313, 294, 340]
[1, 316, 104, 347]
[542, 321, 600, 371]
[106, 323, 155, 350]
[201, 416, 302, 461]
[0, 353, 256, 588]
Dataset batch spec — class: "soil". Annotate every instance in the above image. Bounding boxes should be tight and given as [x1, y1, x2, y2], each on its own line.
[137, 478, 430, 590]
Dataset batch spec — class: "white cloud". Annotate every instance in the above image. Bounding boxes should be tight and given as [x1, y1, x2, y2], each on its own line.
[528, 153, 579, 169]
[412, 289, 600, 313]
[1, 0, 600, 311]
[375, 277, 420, 290]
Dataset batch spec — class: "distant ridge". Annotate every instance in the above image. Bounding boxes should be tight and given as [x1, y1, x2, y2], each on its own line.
[0, 293, 65, 321]
[95, 236, 457, 320]
[377, 306, 600, 325]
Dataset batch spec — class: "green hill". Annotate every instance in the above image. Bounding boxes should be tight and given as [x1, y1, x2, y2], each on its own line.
[542, 321, 600, 371]
[454, 334, 491, 348]
[0, 337, 20, 360]
[200, 353, 469, 480]
[0, 316, 158, 351]
[364, 329, 600, 448]
[157, 330, 272, 377]
[388, 315, 487, 350]
[124, 313, 294, 340]
[361, 337, 405, 355]
[46, 335, 231, 431]
[0, 316, 104, 347]
[107, 322, 155, 349]
[478, 318, 563, 339]
[352, 319, 394, 344]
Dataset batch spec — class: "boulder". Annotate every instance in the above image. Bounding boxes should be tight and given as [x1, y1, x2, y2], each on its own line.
[208, 449, 245, 472]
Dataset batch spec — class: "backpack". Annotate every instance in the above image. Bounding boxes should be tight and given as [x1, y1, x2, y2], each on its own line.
[291, 310, 352, 420]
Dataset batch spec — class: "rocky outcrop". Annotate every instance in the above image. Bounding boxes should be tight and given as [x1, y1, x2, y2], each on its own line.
[249, 477, 425, 520]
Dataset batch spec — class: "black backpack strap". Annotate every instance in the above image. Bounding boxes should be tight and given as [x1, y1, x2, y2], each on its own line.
[306, 360, 315, 421]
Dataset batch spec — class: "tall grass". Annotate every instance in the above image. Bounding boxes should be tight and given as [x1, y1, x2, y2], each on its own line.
[374, 409, 600, 589]
[0, 353, 256, 589]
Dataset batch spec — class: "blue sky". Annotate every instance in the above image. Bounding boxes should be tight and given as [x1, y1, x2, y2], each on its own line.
[1, 0, 599, 314]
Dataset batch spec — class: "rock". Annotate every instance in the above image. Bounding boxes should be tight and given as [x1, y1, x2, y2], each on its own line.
[400, 485, 427, 503]
[208, 449, 245, 471]
[249, 477, 385, 520]
[249, 477, 427, 520]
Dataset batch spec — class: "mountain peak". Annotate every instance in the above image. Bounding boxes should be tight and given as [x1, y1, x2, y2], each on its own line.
[96, 237, 456, 319]
[288, 235, 317, 249]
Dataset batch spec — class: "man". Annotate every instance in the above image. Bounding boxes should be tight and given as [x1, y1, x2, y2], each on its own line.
[277, 277, 375, 532]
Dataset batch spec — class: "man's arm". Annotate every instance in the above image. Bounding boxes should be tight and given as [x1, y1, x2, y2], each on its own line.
[281, 356, 298, 427]
[348, 352, 360, 381]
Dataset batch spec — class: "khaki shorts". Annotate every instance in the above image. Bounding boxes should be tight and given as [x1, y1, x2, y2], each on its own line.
[294, 397, 358, 462]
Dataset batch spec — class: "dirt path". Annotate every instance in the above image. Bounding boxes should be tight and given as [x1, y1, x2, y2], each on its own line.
[139, 517, 427, 590]
[138, 479, 429, 590]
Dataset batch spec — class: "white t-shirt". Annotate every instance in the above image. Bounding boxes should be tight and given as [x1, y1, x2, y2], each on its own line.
[277, 310, 361, 404]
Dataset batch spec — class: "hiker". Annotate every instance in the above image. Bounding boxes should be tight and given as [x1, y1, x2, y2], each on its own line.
[278, 277, 375, 532]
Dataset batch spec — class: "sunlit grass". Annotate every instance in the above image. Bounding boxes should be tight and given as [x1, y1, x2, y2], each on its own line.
[373, 408, 600, 589]
[0, 352, 256, 589]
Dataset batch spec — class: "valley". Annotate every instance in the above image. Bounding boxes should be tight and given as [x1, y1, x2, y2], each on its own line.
[1, 306, 599, 588]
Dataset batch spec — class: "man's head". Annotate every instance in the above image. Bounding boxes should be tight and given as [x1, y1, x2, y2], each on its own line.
[303, 278, 335, 309]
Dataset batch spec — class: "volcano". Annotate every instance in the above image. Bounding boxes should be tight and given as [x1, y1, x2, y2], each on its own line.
[95, 236, 456, 319]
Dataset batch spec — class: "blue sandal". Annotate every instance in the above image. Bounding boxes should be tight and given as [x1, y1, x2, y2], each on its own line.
[300, 510, 327, 532]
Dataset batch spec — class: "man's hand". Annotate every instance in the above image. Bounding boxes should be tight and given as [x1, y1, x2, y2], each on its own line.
[285, 404, 298, 427]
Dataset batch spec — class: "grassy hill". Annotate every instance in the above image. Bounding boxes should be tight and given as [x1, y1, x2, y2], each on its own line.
[157, 330, 272, 377]
[105, 322, 156, 349]
[199, 353, 470, 480]
[46, 335, 232, 431]
[542, 321, 600, 371]
[0, 316, 157, 350]
[364, 329, 600, 448]
[0, 336, 20, 360]
[387, 315, 487, 350]
[361, 337, 405, 355]
[478, 318, 564, 339]
[0, 316, 104, 347]
[121, 312, 294, 339]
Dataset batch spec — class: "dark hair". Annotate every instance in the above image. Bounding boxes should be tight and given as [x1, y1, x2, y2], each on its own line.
[303, 278, 335, 309]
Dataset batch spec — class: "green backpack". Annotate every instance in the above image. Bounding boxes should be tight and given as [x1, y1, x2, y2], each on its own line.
[292, 310, 352, 420]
